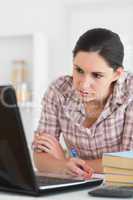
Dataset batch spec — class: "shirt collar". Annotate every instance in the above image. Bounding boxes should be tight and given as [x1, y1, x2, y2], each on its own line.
[111, 71, 131, 107]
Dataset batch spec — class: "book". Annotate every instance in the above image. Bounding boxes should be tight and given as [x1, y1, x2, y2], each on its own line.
[103, 167, 133, 175]
[102, 151, 133, 170]
[105, 174, 133, 183]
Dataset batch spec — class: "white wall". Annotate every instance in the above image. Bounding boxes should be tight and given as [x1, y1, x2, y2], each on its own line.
[64, 0, 133, 72]
[0, 0, 68, 82]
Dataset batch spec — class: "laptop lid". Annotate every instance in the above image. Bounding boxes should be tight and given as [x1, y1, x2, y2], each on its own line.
[0, 85, 103, 196]
[0, 85, 39, 195]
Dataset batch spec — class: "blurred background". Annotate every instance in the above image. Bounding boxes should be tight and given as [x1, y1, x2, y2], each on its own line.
[0, 0, 132, 150]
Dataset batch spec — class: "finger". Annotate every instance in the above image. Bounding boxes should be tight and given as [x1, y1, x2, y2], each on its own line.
[64, 167, 82, 177]
[35, 139, 52, 150]
[32, 140, 39, 149]
[67, 159, 85, 176]
[34, 136, 61, 157]
[36, 144, 57, 156]
[34, 131, 42, 137]
[34, 149, 42, 153]
[72, 158, 86, 167]
[32, 141, 37, 150]
[82, 167, 93, 180]
[70, 158, 94, 178]
[64, 169, 78, 177]
[83, 172, 92, 180]
[38, 133, 58, 143]
[32, 143, 47, 152]
[36, 144, 50, 152]
[36, 135, 59, 149]
[35, 134, 55, 144]
[34, 134, 51, 145]
[82, 164, 94, 174]
[83, 167, 93, 179]
[34, 132, 47, 140]
[71, 165, 85, 176]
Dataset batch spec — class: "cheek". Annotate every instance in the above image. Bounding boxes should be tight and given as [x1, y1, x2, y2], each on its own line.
[102, 80, 111, 88]
[96, 80, 110, 93]
[91, 80, 101, 89]
[73, 72, 80, 86]
[93, 80, 107, 92]
[72, 75, 78, 88]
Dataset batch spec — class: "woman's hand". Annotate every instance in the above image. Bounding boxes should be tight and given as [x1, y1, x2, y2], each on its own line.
[32, 132, 93, 179]
[63, 157, 93, 180]
[32, 132, 65, 160]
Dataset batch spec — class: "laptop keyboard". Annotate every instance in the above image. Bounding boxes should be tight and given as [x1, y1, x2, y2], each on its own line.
[36, 175, 83, 187]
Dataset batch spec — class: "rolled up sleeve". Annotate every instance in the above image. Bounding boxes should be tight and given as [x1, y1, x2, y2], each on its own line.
[120, 101, 133, 150]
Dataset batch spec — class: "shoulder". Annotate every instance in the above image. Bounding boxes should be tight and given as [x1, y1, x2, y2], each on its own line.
[124, 72, 133, 100]
[43, 75, 73, 102]
[118, 72, 133, 102]
[51, 75, 73, 94]
[121, 72, 133, 111]
[124, 72, 133, 89]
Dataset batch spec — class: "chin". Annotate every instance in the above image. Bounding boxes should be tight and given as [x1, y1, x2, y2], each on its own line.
[79, 96, 96, 103]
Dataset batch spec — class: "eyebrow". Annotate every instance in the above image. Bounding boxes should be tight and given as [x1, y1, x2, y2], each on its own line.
[73, 64, 105, 75]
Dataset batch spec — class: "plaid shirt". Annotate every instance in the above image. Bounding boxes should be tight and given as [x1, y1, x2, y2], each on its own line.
[35, 72, 133, 159]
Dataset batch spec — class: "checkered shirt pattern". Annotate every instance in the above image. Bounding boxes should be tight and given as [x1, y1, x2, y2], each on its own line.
[34, 72, 133, 159]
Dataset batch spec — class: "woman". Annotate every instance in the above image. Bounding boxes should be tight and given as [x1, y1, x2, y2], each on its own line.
[32, 28, 133, 179]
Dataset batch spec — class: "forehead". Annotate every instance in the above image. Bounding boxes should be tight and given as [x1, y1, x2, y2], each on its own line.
[73, 51, 113, 73]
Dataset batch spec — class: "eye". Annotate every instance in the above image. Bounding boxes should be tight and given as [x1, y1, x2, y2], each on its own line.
[75, 67, 84, 74]
[92, 73, 103, 79]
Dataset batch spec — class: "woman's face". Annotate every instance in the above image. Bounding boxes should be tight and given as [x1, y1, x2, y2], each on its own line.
[73, 51, 123, 104]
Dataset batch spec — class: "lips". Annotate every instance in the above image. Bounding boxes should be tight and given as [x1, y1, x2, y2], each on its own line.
[79, 90, 89, 96]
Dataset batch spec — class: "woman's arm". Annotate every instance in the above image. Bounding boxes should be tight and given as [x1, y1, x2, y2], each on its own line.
[33, 151, 66, 173]
[33, 132, 99, 177]
[33, 151, 93, 179]
[120, 101, 133, 151]
[32, 133, 66, 160]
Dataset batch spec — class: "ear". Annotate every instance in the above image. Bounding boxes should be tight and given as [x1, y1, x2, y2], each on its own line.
[112, 67, 124, 81]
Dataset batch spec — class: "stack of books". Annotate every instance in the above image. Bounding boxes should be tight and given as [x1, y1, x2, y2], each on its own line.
[102, 151, 133, 187]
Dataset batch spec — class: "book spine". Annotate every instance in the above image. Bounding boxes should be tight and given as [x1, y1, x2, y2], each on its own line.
[103, 167, 133, 175]
[102, 156, 133, 170]
[105, 174, 133, 183]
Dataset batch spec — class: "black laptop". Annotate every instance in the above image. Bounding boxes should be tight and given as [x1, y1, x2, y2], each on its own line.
[0, 85, 103, 196]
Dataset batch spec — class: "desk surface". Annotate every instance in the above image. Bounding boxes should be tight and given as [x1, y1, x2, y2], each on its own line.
[0, 187, 131, 200]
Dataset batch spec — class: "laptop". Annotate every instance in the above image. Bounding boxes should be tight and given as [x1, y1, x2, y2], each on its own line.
[0, 85, 103, 196]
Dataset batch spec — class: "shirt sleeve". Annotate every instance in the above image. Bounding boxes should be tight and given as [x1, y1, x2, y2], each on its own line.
[35, 84, 61, 141]
[120, 101, 133, 151]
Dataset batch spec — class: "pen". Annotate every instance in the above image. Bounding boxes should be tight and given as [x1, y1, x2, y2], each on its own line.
[70, 147, 78, 158]
[70, 147, 94, 178]
[70, 147, 84, 171]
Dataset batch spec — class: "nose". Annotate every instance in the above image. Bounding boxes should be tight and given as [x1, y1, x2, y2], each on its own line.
[80, 75, 94, 90]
